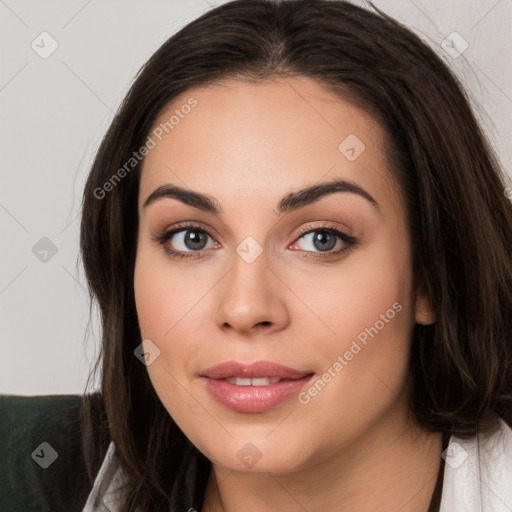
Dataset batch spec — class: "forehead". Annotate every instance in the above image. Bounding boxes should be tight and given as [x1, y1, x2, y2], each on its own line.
[138, 76, 402, 216]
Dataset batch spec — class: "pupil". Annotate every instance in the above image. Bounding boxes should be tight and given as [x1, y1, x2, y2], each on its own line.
[185, 230, 207, 250]
[314, 231, 336, 251]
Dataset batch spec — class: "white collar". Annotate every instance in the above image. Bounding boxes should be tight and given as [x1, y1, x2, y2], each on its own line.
[82, 440, 126, 511]
[440, 418, 512, 511]
[83, 419, 512, 511]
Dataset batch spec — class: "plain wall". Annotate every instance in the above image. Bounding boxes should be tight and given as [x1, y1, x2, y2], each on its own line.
[1, 0, 511, 395]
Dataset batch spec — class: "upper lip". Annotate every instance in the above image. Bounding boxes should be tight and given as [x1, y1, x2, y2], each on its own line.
[200, 360, 313, 380]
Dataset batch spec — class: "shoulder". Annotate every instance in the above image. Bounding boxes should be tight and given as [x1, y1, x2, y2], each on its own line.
[440, 417, 512, 512]
[0, 393, 110, 512]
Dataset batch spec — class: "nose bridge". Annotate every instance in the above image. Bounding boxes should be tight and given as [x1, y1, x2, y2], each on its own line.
[214, 238, 289, 334]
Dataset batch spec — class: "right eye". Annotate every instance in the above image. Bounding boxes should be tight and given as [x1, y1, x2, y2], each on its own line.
[153, 223, 219, 260]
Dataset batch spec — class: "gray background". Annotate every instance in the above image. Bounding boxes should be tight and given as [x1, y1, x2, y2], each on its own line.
[1, 0, 511, 395]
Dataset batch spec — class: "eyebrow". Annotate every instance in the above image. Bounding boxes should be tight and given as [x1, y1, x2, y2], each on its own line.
[142, 178, 380, 215]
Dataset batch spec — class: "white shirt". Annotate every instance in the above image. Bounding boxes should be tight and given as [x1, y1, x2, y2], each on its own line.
[83, 418, 512, 511]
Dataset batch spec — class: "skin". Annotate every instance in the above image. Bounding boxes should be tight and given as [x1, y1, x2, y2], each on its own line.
[134, 76, 440, 512]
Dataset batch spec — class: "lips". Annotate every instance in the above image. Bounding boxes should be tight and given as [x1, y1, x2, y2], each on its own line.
[200, 360, 315, 412]
[200, 360, 312, 381]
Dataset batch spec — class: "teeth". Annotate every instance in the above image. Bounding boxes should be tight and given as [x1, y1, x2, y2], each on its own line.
[226, 377, 281, 386]
[231, 377, 251, 386]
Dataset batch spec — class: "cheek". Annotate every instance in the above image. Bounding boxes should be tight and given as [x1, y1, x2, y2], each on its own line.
[297, 232, 415, 407]
[134, 268, 172, 339]
[298, 234, 414, 412]
[133, 249, 203, 425]
[134, 241, 200, 338]
[299, 236, 413, 347]
[133, 242, 214, 387]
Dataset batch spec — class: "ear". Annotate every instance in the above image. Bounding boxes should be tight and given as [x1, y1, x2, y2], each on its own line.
[415, 288, 436, 325]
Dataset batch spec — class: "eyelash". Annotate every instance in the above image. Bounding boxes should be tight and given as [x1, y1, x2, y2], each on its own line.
[152, 222, 358, 261]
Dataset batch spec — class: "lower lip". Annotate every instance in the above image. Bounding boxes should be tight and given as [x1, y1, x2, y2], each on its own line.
[202, 375, 314, 413]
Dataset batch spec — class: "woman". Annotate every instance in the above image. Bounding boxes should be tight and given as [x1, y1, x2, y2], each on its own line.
[79, 1, 512, 510]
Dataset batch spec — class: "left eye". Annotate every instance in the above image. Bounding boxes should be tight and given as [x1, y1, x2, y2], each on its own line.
[166, 229, 216, 252]
[292, 229, 350, 253]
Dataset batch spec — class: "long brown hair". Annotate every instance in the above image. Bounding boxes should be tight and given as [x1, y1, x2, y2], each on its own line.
[79, 0, 512, 509]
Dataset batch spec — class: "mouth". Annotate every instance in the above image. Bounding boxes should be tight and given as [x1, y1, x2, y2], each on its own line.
[199, 360, 315, 412]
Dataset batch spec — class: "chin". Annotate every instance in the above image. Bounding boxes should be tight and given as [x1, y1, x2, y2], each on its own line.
[197, 434, 313, 474]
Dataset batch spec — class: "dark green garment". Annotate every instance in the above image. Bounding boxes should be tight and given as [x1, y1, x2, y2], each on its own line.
[0, 394, 106, 512]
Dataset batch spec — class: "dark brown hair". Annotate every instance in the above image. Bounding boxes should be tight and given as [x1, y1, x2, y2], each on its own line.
[79, 0, 512, 509]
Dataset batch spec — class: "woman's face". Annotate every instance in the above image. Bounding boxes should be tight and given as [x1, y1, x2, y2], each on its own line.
[134, 76, 433, 473]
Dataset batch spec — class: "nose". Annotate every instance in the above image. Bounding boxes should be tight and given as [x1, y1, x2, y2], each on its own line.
[214, 247, 290, 337]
